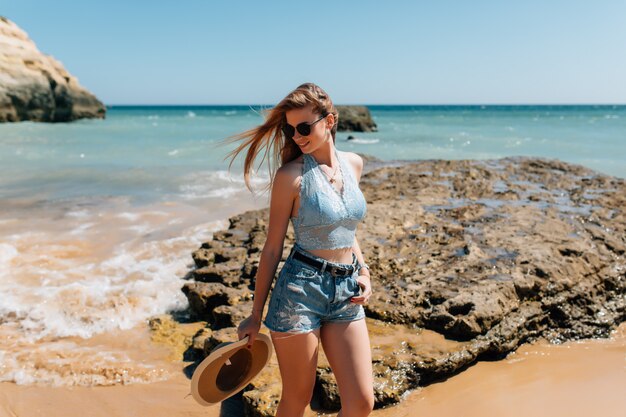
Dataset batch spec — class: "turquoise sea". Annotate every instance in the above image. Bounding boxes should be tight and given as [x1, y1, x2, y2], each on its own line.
[1, 105, 624, 202]
[0, 104, 624, 386]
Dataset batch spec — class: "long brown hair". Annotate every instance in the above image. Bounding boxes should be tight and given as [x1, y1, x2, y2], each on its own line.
[222, 83, 339, 193]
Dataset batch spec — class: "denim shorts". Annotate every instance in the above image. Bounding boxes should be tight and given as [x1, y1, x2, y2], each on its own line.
[263, 244, 365, 334]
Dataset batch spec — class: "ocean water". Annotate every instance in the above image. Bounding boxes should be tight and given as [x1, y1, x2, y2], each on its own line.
[0, 105, 624, 386]
[2, 105, 624, 201]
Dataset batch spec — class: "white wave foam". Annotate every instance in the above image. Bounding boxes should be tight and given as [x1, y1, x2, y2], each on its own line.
[69, 222, 96, 235]
[0, 243, 19, 272]
[0, 340, 171, 386]
[347, 138, 380, 144]
[0, 211, 227, 385]
[181, 185, 241, 199]
[0, 165, 270, 386]
[186, 111, 196, 118]
[115, 211, 169, 222]
[125, 223, 151, 234]
[65, 209, 91, 218]
[178, 170, 269, 200]
[1, 217, 226, 341]
[116, 212, 141, 221]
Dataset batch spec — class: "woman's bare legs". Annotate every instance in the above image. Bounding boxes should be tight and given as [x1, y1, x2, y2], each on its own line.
[271, 328, 321, 417]
[320, 319, 374, 417]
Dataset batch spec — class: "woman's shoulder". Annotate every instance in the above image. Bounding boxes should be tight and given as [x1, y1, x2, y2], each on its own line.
[339, 150, 363, 166]
[338, 151, 364, 180]
[277, 155, 305, 177]
[274, 155, 304, 192]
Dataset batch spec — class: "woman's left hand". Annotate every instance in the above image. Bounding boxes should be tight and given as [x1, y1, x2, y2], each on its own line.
[350, 275, 372, 305]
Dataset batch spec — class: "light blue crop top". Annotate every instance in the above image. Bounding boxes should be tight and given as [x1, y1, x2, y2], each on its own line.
[290, 149, 367, 250]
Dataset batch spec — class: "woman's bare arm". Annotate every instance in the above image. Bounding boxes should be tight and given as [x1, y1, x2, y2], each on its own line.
[249, 165, 298, 320]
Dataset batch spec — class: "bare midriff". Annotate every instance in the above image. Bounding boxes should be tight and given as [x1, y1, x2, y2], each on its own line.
[306, 247, 354, 265]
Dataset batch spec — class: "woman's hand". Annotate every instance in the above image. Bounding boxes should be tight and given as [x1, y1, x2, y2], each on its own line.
[350, 275, 372, 305]
[237, 313, 262, 349]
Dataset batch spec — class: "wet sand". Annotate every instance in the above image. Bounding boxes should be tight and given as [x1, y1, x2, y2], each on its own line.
[0, 375, 217, 417]
[367, 321, 626, 417]
[1, 322, 624, 417]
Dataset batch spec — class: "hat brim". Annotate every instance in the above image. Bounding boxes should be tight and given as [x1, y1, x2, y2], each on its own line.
[190, 333, 273, 406]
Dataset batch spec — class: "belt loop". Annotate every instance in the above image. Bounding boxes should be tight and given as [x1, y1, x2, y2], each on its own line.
[320, 260, 327, 274]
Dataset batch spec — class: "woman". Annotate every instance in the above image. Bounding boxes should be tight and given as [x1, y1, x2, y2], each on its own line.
[226, 83, 374, 417]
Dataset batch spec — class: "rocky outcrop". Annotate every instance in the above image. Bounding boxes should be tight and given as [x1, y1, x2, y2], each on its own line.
[175, 156, 625, 416]
[336, 105, 377, 132]
[0, 17, 105, 122]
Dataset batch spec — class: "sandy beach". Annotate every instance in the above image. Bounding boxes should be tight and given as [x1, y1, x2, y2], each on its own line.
[1, 322, 624, 417]
[369, 321, 626, 417]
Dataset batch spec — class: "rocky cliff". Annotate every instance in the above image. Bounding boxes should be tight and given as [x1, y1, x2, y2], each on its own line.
[0, 16, 105, 123]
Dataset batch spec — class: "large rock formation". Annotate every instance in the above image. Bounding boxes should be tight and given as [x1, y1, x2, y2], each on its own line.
[0, 16, 105, 122]
[336, 105, 377, 132]
[173, 156, 625, 416]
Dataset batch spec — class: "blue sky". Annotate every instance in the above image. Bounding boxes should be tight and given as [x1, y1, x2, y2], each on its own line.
[3, 0, 625, 105]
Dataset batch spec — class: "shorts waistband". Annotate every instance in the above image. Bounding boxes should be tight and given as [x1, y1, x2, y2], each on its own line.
[290, 243, 358, 277]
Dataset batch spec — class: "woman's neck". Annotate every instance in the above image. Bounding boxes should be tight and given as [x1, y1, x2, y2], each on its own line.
[309, 143, 338, 168]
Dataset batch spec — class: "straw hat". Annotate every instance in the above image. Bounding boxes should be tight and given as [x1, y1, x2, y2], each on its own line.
[190, 333, 273, 406]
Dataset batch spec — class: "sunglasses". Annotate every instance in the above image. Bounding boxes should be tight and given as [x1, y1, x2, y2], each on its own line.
[282, 114, 327, 140]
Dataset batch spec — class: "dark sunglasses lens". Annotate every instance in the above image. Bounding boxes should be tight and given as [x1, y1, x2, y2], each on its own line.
[296, 123, 311, 137]
[282, 124, 294, 138]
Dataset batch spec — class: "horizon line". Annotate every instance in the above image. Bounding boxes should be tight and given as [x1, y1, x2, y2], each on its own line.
[105, 103, 626, 107]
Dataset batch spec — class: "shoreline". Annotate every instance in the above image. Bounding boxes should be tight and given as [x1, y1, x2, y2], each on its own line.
[1, 322, 624, 417]
[0, 157, 623, 417]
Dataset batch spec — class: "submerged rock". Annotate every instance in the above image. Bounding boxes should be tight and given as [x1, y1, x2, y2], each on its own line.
[0, 17, 105, 122]
[176, 156, 625, 415]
